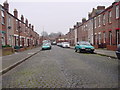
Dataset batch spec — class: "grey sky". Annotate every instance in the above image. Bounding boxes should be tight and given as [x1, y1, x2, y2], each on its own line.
[0, 0, 114, 35]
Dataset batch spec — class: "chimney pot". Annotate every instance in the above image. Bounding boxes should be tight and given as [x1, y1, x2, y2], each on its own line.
[14, 9, 18, 18]
[3, 0, 9, 12]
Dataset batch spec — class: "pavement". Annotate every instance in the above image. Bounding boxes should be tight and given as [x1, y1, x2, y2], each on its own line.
[70, 46, 118, 59]
[0, 47, 41, 75]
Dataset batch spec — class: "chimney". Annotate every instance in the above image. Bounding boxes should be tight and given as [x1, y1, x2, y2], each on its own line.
[76, 22, 82, 26]
[25, 19, 28, 26]
[82, 18, 86, 23]
[69, 28, 73, 32]
[21, 15, 24, 23]
[88, 12, 92, 19]
[14, 9, 18, 18]
[3, 0, 9, 12]
[29, 24, 31, 28]
[32, 25, 34, 30]
[97, 6, 105, 11]
[74, 25, 77, 29]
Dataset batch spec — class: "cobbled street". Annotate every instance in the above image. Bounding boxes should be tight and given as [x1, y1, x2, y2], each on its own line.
[2, 46, 118, 88]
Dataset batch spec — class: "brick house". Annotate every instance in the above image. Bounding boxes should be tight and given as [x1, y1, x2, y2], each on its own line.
[0, 1, 41, 49]
[0, 2, 8, 46]
[93, 2, 120, 50]
[66, 1, 120, 51]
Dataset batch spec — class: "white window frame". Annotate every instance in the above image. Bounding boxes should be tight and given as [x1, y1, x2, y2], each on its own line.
[94, 17, 96, 28]
[8, 16, 11, 26]
[98, 15, 101, 27]
[116, 5, 119, 19]
[103, 14, 106, 25]
[116, 30, 119, 45]
[108, 11, 112, 23]
[1, 10, 5, 24]
[16, 19, 18, 31]
[109, 31, 112, 45]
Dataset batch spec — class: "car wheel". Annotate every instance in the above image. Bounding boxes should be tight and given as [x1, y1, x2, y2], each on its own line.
[75, 49, 77, 52]
[91, 51, 94, 54]
[79, 49, 81, 53]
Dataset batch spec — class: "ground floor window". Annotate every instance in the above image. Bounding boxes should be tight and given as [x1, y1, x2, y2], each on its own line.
[109, 31, 112, 45]
[98, 33, 101, 45]
[116, 30, 120, 45]
[2, 33, 5, 46]
[103, 32, 106, 43]
[15, 36, 19, 46]
[94, 34, 97, 45]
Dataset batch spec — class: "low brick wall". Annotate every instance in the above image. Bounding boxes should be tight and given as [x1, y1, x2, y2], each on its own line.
[2, 47, 14, 56]
[106, 45, 117, 51]
[93, 45, 99, 49]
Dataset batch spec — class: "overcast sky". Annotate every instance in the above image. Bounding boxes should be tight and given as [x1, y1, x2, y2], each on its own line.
[0, 0, 114, 35]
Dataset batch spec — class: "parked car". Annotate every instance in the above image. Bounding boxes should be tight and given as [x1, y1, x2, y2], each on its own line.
[75, 41, 94, 53]
[116, 44, 120, 59]
[42, 43, 51, 50]
[52, 41, 57, 45]
[61, 42, 70, 48]
[57, 42, 62, 47]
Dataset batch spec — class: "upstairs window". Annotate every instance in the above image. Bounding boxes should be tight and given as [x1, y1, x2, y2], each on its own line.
[1, 10, 5, 24]
[8, 17, 11, 26]
[98, 15, 101, 27]
[108, 11, 112, 23]
[103, 14, 106, 25]
[16, 20, 18, 31]
[116, 5, 119, 19]
[94, 17, 96, 28]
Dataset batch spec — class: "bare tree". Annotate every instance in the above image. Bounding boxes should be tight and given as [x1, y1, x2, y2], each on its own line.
[41, 31, 48, 37]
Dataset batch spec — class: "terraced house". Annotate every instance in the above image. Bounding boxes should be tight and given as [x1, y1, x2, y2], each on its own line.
[0, 1, 40, 50]
[66, 0, 120, 50]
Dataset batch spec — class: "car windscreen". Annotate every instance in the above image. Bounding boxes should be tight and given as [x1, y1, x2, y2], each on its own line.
[43, 43, 50, 46]
[79, 42, 91, 45]
[63, 42, 69, 44]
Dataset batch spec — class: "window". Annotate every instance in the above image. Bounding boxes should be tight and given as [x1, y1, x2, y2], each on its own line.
[8, 17, 11, 26]
[103, 14, 106, 25]
[109, 31, 112, 45]
[94, 17, 96, 28]
[116, 30, 120, 45]
[98, 32, 101, 44]
[2, 33, 5, 45]
[98, 15, 101, 27]
[103, 32, 106, 43]
[108, 11, 112, 23]
[16, 20, 18, 31]
[116, 5, 119, 19]
[1, 10, 5, 24]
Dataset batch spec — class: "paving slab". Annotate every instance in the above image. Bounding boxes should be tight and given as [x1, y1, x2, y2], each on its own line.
[1, 47, 41, 71]
[70, 46, 117, 59]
